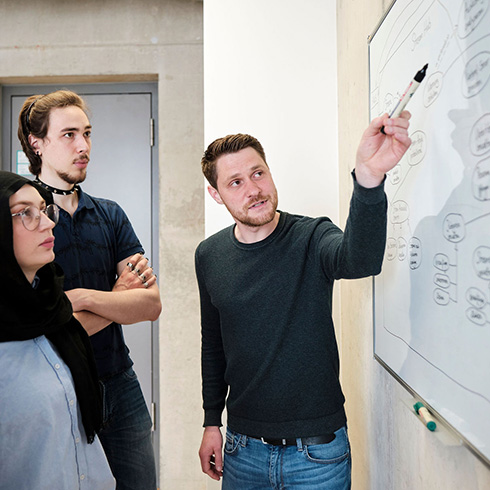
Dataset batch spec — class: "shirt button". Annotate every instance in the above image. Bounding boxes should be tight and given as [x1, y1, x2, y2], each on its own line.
[55, 364, 61, 369]
[75, 437, 80, 443]
[69, 399, 75, 406]
[80, 474, 85, 480]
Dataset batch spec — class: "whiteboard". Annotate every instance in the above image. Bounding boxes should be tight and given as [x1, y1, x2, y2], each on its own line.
[370, 0, 490, 465]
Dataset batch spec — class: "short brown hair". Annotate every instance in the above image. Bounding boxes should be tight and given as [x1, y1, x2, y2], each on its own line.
[17, 90, 89, 176]
[201, 134, 267, 189]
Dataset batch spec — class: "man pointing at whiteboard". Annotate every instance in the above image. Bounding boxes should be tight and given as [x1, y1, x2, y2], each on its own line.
[195, 111, 411, 488]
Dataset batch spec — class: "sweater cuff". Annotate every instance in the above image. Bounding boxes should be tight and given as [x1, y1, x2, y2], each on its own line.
[351, 169, 386, 205]
[204, 409, 223, 428]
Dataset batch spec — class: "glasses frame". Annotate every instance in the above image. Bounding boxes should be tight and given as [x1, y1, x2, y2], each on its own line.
[11, 203, 60, 231]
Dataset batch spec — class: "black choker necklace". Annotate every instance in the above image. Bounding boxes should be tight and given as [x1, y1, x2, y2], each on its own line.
[35, 178, 79, 196]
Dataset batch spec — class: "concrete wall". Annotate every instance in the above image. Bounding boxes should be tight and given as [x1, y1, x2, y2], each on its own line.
[0, 1, 205, 488]
[337, 1, 490, 489]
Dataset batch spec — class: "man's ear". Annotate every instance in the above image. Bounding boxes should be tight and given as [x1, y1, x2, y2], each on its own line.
[207, 185, 223, 205]
[28, 134, 41, 153]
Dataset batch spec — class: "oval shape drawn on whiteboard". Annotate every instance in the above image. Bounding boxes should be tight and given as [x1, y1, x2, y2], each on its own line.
[434, 288, 450, 305]
[472, 157, 490, 201]
[466, 287, 487, 309]
[473, 246, 490, 280]
[434, 273, 451, 289]
[384, 92, 396, 114]
[409, 237, 422, 269]
[458, 0, 489, 39]
[466, 307, 487, 326]
[443, 213, 465, 243]
[408, 131, 427, 166]
[389, 164, 402, 185]
[398, 237, 407, 261]
[462, 51, 490, 98]
[424, 72, 443, 107]
[433, 253, 449, 271]
[470, 113, 490, 156]
[386, 237, 397, 261]
[390, 200, 410, 224]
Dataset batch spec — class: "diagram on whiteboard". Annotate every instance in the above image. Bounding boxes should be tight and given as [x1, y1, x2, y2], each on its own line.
[370, 0, 490, 463]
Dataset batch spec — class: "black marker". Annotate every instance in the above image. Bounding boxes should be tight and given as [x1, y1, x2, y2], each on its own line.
[381, 63, 428, 134]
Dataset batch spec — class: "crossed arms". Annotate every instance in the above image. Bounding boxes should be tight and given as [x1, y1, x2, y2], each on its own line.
[66, 253, 162, 336]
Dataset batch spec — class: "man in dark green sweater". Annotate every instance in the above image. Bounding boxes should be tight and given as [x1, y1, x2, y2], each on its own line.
[196, 112, 411, 489]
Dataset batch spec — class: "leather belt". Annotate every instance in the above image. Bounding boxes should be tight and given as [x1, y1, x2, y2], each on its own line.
[253, 433, 336, 446]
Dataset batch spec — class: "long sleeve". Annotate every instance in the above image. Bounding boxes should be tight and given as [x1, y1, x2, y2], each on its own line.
[192, 174, 389, 438]
[318, 170, 387, 280]
[195, 247, 228, 427]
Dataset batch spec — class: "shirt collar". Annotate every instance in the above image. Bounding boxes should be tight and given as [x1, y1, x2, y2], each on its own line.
[76, 187, 95, 211]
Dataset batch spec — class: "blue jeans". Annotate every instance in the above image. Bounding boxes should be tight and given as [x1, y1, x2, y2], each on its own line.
[98, 367, 156, 490]
[222, 426, 351, 489]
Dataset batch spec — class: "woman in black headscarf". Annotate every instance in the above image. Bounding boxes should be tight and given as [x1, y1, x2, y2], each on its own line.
[0, 170, 114, 489]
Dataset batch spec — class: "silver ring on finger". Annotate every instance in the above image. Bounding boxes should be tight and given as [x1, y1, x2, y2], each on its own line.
[139, 272, 147, 282]
[143, 281, 149, 288]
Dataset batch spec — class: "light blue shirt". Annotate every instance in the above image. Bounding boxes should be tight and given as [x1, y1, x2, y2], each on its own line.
[0, 336, 115, 490]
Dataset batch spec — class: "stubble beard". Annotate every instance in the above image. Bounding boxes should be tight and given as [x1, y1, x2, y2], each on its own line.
[235, 192, 279, 228]
[56, 157, 89, 185]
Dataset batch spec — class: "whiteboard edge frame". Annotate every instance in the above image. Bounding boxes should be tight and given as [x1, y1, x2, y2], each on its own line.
[367, 0, 398, 44]
[374, 351, 490, 468]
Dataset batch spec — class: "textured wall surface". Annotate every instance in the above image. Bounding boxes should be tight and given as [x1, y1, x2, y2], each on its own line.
[0, 1, 205, 488]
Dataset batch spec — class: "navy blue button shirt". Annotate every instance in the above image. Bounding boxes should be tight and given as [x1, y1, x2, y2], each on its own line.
[53, 188, 143, 378]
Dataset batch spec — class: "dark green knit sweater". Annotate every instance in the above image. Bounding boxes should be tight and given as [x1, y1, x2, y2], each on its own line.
[195, 174, 387, 438]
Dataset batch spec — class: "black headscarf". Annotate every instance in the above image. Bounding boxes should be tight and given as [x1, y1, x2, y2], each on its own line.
[0, 170, 103, 443]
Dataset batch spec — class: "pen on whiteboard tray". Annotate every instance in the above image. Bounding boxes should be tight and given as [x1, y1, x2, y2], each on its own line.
[414, 401, 437, 431]
[380, 63, 429, 134]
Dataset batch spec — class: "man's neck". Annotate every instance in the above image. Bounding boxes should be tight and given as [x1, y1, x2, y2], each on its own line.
[39, 171, 79, 216]
[52, 191, 79, 216]
[234, 211, 280, 244]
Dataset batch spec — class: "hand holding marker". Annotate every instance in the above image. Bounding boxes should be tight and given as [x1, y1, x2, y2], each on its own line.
[381, 63, 429, 134]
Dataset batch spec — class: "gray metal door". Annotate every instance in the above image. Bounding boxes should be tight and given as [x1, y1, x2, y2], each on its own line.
[3, 83, 159, 427]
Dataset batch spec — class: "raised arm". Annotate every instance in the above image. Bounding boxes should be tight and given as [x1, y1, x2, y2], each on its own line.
[354, 111, 412, 188]
[317, 112, 412, 280]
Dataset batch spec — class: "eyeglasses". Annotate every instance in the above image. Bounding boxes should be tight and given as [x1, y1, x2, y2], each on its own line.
[11, 204, 60, 231]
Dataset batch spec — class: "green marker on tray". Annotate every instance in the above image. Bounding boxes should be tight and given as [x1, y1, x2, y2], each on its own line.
[414, 402, 437, 431]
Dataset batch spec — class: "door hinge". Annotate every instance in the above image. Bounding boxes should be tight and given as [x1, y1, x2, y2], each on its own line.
[150, 118, 155, 147]
[151, 402, 156, 432]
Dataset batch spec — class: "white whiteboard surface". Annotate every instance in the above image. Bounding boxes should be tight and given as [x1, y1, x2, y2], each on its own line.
[370, 0, 490, 465]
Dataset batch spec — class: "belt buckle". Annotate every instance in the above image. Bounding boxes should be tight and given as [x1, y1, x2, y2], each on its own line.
[260, 437, 288, 445]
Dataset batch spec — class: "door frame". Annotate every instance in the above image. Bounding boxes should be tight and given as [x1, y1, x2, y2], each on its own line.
[2, 82, 161, 475]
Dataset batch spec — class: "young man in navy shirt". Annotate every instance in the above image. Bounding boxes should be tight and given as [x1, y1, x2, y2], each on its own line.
[18, 90, 162, 490]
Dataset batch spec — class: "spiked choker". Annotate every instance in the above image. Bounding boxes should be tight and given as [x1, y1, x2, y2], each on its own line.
[35, 177, 79, 196]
